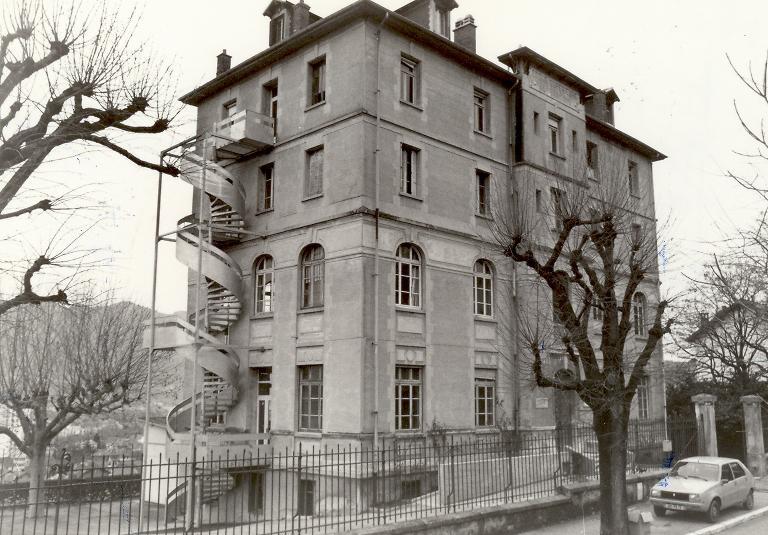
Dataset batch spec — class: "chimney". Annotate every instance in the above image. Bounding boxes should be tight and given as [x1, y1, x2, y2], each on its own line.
[216, 49, 232, 76]
[453, 15, 476, 53]
[293, 0, 311, 33]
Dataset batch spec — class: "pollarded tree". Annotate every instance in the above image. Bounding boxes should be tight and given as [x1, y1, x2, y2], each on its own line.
[0, 0, 179, 314]
[0, 294, 151, 516]
[491, 156, 671, 535]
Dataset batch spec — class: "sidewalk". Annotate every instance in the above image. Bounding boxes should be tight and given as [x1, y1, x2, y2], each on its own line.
[518, 478, 768, 535]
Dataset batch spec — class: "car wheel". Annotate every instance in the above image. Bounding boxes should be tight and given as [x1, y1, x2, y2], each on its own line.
[743, 490, 754, 510]
[653, 505, 666, 517]
[706, 498, 721, 523]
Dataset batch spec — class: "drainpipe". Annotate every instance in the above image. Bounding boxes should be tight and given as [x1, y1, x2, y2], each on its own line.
[373, 12, 389, 451]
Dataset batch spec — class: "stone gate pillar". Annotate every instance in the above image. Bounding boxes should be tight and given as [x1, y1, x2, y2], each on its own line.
[740, 395, 766, 476]
[692, 394, 718, 457]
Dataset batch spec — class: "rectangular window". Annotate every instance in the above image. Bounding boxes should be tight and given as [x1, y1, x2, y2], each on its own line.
[474, 89, 489, 133]
[309, 58, 326, 105]
[548, 114, 561, 154]
[263, 81, 278, 137]
[395, 366, 422, 431]
[636, 375, 649, 420]
[400, 145, 419, 196]
[586, 141, 599, 179]
[298, 365, 323, 431]
[631, 223, 642, 247]
[628, 161, 639, 196]
[258, 163, 274, 213]
[305, 146, 324, 197]
[475, 370, 496, 427]
[269, 15, 285, 46]
[400, 56, 419, 105]
[297, 479, 315, 516]
[533, 112, 540, 134]
[437, 8, 450, 38]
[571, 130, 578, 152]
[550, 187, 566, 231]
[223, 100, 237, 119]
[476, 170, 490, 216]
[535, 189, 542, 213]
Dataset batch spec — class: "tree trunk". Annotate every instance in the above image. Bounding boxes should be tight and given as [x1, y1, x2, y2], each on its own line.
[595, 407, 630, 535]
[26, 443, 47, 518]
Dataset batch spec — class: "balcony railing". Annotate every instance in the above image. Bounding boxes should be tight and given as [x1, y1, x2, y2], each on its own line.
[213, 109, 275, 157]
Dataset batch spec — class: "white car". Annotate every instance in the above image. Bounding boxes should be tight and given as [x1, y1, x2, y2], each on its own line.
[650, 456, 755, 523]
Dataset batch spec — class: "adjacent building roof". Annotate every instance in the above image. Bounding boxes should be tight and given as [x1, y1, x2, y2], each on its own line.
[686, 300, 768, 343]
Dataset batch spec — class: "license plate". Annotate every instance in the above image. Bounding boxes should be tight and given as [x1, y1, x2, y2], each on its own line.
[666, 504, 685, 511]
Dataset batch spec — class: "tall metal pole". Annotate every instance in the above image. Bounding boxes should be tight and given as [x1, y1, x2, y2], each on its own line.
[139, 161, 165, 529]
[185, 137, 208, 532]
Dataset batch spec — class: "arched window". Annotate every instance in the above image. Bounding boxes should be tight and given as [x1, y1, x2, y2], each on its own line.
[300, 245, 325, 309]
[633, 292, 646, 336]
[473, 260, 493, 317]
[395, 244, 422, 308]
[253, 255, 273, 314]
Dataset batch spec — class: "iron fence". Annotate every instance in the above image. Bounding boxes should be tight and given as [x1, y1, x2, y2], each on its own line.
[0, 419, 673, 535]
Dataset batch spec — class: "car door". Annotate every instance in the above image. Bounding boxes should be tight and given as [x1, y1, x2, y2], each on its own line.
[729, 462, 749, 503]
[720, 464, 736, 508]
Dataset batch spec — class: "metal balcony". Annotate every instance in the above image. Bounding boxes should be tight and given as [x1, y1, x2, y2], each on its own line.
[213, 109, 275, 158]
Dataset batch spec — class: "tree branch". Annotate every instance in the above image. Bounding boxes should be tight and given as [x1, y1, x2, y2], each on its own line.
[0, 425, 30, 456]
[82, 135, 179, 176]
[0, 199, 52, 220]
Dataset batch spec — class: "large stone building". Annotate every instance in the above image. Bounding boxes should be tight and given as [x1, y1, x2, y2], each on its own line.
[150, 0, 666, 469]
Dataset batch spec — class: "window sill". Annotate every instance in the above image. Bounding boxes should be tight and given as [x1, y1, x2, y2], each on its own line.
[399, 192, 423, 202]
[474, 212, 492, 221]
[305, 101, 326, 112]
[473, 129, 493, 140]
[302, 193, 323, 202]
[396, 306, 425, 315]
[295, 431, 322, 438]
[475, 426, 498, 433]
[630, 192, 641, 199]
[255, 208, 274, 216]
[549, 151, 566, 161]
[634, 334, 648, 342]
[399, 99, 423, 112]
[297, 306, 324, 315]
[250, 312, 274, 320]
[474, 315, 496, 324]
[394, 430, 424, 436]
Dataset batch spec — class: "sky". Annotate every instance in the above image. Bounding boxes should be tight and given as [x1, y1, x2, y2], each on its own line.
[4, 0, 768, 314]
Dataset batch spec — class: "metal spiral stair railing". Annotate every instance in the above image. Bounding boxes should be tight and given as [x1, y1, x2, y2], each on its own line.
[155, 150, 248, 514]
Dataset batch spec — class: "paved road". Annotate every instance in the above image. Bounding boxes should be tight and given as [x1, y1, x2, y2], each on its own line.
[519, 490, 768, 534]
[717, 510, 768, 534]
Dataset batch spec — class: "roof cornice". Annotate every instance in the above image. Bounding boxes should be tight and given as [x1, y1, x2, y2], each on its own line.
[586, 116, 666, 162]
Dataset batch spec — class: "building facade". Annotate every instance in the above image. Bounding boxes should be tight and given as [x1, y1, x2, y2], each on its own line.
[150, 0, 666, 470]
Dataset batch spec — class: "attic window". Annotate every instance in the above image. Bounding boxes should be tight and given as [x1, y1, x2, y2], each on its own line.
[269, 15, 285, 46]
[437, 8, 450, 38]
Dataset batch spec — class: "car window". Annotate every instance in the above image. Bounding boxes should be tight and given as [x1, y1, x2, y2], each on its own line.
[730, 462, 746, 478]
[670, 461, 719, 481]
[721, 464, 734, 481]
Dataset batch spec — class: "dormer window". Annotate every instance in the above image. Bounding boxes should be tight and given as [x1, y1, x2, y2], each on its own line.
[269, 15, 285, 45]
[437, 8, 450, 38]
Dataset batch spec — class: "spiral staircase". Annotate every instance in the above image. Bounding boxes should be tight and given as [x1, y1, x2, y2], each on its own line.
[146, 116, 274, 518]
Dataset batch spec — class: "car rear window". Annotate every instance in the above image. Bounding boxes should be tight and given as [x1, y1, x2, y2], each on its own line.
[730, 462, 746, 478]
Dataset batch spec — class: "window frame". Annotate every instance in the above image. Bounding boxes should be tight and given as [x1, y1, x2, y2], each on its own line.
[395, 366, 422, 431]
[269, 15, 285, 46]
[628, 160, 640, 197]
[437, 8, 450, 38]
[257, 163, 274, 213]
[633, 292, 647, 336]
[300, 245, 325, 309]
[548, 114, 562, 155]
[474, 370, 496, 427]
[400, 55, 420, 105]
[223, 99, 237, 119]
[395, 244, 422, 309]
[400, 144, 420, 197]
[253, 255, 274, 315]
[304, 145, 324, 199]
[473, 88, 490, 134]
[263, 80, 278, 137]
[475, 170, 490, 217]
[297, 365, 323, 431]
[636, 375, 649, 420]
[586, 141, 599, 180]
[308, 57, 326, 106]
[473, 260, 493, 317]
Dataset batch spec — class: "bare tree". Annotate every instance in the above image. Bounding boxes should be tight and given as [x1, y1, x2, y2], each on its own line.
[674, 257, 768, 390]
[0, 293, 151, 516]
[491, 157, 671, 535]
[0, 0, 180, 314]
